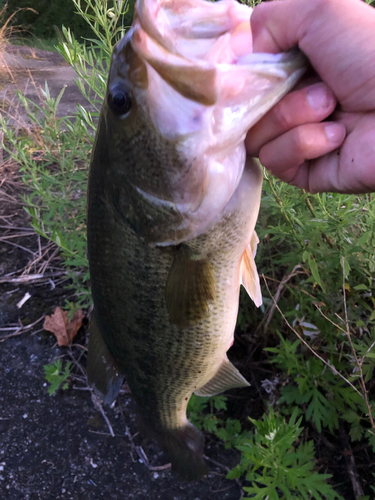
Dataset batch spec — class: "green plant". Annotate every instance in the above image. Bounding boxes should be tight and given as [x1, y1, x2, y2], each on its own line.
[188, 394, 228, 434]
[0, 0, 130, 309]
[3, 0, 135, 41]
[251, 172, 375, 495]
[228, 408, 342, 500]
[44, 359, 72, 395]
[265, 333, 375, 447]
[189, 397, 342, 499]
[0, 85, 92, 307]
[58, 0, 130, 113]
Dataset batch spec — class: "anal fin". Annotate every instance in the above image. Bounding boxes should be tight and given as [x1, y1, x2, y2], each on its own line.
[194, 357, 250, 396]
[165, 245, 215, 328]
[240, 231, 262, 307]
[87, 312, 124, 405]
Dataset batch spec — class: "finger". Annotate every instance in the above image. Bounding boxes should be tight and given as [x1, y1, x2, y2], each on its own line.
[293, 113, 375, 193]
[251, 0, 363, 53]
[246, 82, 337, 157]
[259, 121, 346, 183]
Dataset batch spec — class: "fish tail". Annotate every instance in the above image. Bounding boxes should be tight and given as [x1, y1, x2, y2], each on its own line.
[138, 414, 207, 480]
[161, 423, 207, 480]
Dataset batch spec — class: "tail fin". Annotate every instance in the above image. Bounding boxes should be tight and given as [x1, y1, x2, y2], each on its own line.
[138, 413, 207, 480]
[161, 423, 207, 480]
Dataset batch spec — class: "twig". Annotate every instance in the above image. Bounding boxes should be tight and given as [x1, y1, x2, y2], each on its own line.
[0, 232, 36, 239]
[1, 239, 37, 255]
[0, 272, 65, 284]
[0, 315, 44, 342]
[37, 247, 60, 274]
[261, 265, 304, 331]
[91, 393, 115, 438]
[339, 423, 364, 499]
[204, 455, 244, 499]
[124, 425, 171, 472]
[341, 258, 375, 432]
[0, 225, 34, 230]
[364, 341, 375, 358]
[88, 430, 114, 436]
[24, 241, 58, 275]
[0, 189, 19, 203]
[67, 346, 88, 379]
[314, 304, 347, 334]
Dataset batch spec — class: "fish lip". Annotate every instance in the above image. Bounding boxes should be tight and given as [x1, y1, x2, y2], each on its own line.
[236, 48, 308, 77]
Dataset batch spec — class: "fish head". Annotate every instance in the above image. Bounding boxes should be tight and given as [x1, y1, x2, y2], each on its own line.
[102, 0, 307, 245]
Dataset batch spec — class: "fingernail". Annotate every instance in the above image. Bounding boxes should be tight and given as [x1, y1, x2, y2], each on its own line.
[307, 84, 332, 111]
[325, 123, 345, 143]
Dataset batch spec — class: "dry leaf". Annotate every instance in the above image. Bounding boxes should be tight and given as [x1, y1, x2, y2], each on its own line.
[44, 307, 85, 346]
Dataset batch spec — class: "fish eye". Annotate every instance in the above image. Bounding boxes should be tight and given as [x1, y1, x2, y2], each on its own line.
[107, 85, 132, 116]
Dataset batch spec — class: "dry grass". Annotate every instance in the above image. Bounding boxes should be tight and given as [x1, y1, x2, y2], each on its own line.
[0, 5, 37, 65]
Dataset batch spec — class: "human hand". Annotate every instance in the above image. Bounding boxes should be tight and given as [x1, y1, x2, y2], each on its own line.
[245, 0, 375, 194]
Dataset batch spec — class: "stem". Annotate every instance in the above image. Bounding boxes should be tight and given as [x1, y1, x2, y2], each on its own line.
[341, 257, 375, 432]
[266, 175, 304, 248]
[303, 190, 334, 249]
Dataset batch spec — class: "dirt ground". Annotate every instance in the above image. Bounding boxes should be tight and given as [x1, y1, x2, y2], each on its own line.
[0, 43, 92, 124]
[0, 44, 247, 500]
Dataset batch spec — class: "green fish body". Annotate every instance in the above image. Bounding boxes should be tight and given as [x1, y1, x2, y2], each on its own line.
[87, 0, 306, 479]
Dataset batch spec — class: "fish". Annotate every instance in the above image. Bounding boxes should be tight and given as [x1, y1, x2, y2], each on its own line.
[86, 0, 306, 480]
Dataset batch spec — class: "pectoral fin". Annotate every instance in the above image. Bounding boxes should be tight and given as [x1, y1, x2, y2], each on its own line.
[165, 246, 215, 328]
[87, 312, 124, 405]
[194, 357, 250, 396]
[240, 231, 262, 307]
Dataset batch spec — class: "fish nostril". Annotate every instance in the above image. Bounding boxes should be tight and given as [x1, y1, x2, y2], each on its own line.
[107, 86, 132, 116]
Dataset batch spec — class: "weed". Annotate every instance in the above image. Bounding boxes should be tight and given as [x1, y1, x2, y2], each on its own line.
[189, 397, 342, 499]
[0, 1, 129, 309]
[229, 409, 343, 500]
[44, 359, 72, 395]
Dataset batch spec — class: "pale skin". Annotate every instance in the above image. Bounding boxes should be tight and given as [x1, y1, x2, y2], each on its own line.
[245, 0, 375, 194]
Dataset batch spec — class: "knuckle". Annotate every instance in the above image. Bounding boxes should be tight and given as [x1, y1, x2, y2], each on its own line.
[292, 126, 313, 154]
[273, 99, 295, 131]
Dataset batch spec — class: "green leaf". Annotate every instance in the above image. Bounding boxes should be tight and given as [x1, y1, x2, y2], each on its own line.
[307, 254, 326, 292]
[353, 284, 369, 291]
[357, 231, 371, 246]
[341, 256, 351, 277]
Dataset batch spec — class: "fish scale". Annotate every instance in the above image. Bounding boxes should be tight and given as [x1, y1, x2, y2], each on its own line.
[87, 0, 306, 480]
[88, 138, 261, 478]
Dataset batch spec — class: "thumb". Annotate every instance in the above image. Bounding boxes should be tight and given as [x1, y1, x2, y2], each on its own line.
[250, 0, 375, 108]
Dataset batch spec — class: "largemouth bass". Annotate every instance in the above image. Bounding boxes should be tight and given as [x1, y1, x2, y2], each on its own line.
[87, 0, 306, 480]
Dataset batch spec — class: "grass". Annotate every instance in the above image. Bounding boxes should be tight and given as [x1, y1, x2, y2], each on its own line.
[10, 35, 61, 53]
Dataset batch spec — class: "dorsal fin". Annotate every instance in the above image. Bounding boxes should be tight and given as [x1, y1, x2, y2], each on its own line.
[240, 231, 262, 307]
[194, 357, 250, 396]
[165, 246, 215, 328]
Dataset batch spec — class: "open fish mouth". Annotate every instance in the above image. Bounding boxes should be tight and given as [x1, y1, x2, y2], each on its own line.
[105, 0, 306, 246]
